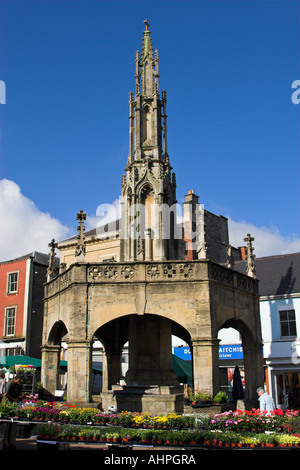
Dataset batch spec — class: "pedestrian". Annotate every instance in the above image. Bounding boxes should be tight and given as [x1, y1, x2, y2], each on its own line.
[257, 387, 275, 414]
[5, 374, 23, 402]
[0, 370, 6, 402]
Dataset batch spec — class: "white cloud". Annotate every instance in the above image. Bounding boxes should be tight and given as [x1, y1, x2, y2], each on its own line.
[2, 180, 296, 262]
[0, 179, 70, 261]
[86, 198, 121, 231]
[86, 199, 300, 258]
[228, 218, 300, 258]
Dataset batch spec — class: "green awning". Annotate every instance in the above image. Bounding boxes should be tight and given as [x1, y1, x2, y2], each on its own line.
[172, 354, 192, 384]
[0, 355, 41, 368]
[1, 355, 185, 382]
[0, 356, 67, 370]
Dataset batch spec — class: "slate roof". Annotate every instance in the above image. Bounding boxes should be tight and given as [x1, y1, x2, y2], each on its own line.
[0, 251, 58, 267]
[234, 252, 300, 297]
[59, 219, 120, 244]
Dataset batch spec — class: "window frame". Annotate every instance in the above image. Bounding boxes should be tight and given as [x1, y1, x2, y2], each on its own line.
[4, 306, 17, 337]
[6, 271, 19, 294]
[278, 308, 297, 338]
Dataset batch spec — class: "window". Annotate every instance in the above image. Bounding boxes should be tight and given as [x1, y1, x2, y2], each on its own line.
[279, 309, 297, 337]
[7, 272, 18, 294]
[5, 307, 16, 336]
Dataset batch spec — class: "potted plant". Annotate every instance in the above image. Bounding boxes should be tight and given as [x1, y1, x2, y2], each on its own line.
[36, 423, 58, 440]
[139, 429, 154, 444]
[213, 391, 228, 404]
[78, 430, 87, 441]
[105, 432, 115, 442]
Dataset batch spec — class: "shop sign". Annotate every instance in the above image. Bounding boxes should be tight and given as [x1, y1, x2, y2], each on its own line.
[219, 344, 243, 359]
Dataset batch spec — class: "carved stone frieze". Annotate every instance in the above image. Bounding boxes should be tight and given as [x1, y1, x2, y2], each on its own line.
[146, 263, 160, 279]
[87, 264, 135, 282]
[210, 265, 233, 287]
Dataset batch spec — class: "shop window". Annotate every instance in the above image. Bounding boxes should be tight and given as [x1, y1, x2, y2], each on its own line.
[279, 309, 297, 337]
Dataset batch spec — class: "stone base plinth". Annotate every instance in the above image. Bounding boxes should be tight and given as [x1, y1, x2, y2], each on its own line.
[101, 385, 184, 414]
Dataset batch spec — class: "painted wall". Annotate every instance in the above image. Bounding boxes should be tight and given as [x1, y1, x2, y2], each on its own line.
[0, 258, 29, 339]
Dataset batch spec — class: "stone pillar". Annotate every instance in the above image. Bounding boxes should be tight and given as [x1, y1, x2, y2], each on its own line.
[101, 349, 108, 393]
[192, 338, 220, 396]
[66, 341, 92, 405]
[128, 91, 134, 162]
[125, 315, 178, 386]
[144, 228, 152, 261]
[154, 194, 166, 261]
[243, 341, 264, 409]
[41, 345, 61, 397]
[107, 350, 123, 390]
[182, 190, 199, 260]
[130, 224, 135, 261]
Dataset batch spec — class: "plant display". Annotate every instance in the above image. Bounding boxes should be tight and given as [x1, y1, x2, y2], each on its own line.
[2, 399, 300, 449]
[187, 387, 212, 404]
[213, 391, 228, 404]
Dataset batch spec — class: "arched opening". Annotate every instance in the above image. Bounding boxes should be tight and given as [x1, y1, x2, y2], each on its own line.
[93, 316, 129, 393]
[90, 314, 191, 412]
[41, 321, 68, 398]
[140, 184, 155, 259]
[48, 320, 68, 346]
[218, 318, 260, 408]
[142, 104, 152, 144]
[91, 316, 193, 396]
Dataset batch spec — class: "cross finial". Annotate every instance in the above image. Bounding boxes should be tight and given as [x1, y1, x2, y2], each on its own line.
[75, 210, 86, 260]
[243, 233, 256, 278]
[47, 238, 58, 280]
[144, 19, 150, 31]
[77, 209, 87, 223]
[48, 238, 57, 252]
[244, 233, 255, 246]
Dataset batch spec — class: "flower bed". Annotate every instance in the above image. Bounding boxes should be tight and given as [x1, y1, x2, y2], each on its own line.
[35, 423, 207, 446]
[33, 423, 300, 448]
[1, 400, 300, 449]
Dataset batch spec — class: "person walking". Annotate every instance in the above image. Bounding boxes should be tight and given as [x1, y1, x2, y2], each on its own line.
[257, 387, 275, 414]
[0, 370, 6, 402]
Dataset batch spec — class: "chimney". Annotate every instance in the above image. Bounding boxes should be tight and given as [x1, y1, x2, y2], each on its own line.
[183, 190, 199, 260]
[239, 246, 247, 260]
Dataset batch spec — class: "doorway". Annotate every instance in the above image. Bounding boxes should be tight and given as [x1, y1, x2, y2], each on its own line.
[275, 372, 300, 410]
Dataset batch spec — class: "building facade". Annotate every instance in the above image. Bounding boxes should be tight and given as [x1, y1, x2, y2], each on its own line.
[0, 252, 53, 359]
[215, 252, 300, 409]
[259, 253, 300, 410]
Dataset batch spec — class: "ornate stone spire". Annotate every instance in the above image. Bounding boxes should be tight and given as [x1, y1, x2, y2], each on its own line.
[120, 22, 177, 262]
[140, 20, 154, 96]
[129, 20, 164, 161]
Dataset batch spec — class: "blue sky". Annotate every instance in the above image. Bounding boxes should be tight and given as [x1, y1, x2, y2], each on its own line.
[0, 0, 299, 261]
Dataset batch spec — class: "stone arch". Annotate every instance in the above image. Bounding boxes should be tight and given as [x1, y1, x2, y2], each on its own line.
[218, 318, 264, 409]
[171, 320, 192, 347]
[142, 103, 152, 143]
[48, 320, 68, 345]
[93, 312, 190, 412]
[93, 316, 129, 392]
[140, 183, 155, 234]
[41, 320, 68, 398]
[92, 313, 192, 394]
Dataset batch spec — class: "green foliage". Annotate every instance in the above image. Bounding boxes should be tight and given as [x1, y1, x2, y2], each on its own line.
[35, 423, 60, 437]
[213, 391, 228, 403]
